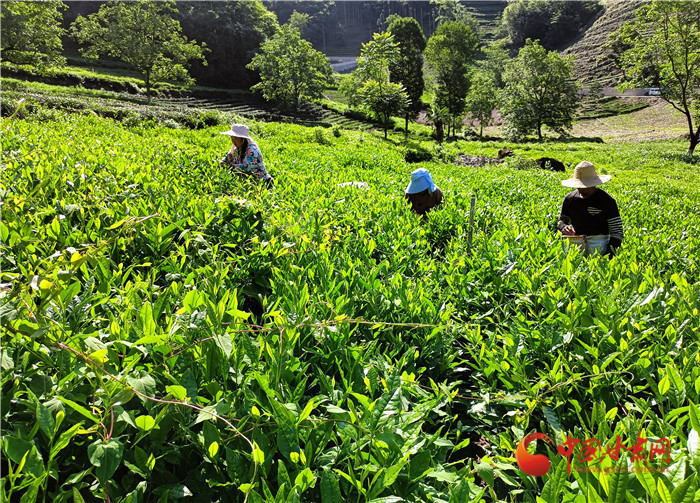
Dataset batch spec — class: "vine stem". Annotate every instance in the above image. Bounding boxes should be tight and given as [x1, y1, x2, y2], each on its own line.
[52, 341, 258, 503]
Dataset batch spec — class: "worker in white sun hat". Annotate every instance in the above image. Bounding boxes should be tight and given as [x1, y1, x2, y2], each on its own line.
[219, 123, 274, 188]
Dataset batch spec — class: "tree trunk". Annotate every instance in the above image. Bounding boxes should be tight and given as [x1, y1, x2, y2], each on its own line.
[687, 127, 699, 156]
[537, 122, 542, 140]
[145, 70, 151, 105]
[435, 120, 444, 144]
[685, 113, 698, 156]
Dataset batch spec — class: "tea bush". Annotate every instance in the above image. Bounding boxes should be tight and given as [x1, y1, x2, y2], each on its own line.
[404, 144, 433, 163]
[1, 107, 699, 503]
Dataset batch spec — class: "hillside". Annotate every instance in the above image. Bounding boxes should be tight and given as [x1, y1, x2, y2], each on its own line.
[562, 0, 645, 86]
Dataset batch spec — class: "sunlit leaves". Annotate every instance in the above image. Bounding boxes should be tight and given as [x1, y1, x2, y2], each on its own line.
[88, 439, 124, 483]
[2, 104, 699, 503]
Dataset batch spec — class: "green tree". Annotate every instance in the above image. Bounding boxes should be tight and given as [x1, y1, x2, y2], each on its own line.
[500, 39, 580, 140]
[616, 1, 700, 155]
[359, 80, 408, 139]
[266, 1, 339, 53]
[501, 0, 601, 51]
[176, 1, 278, 90]
[424, 20, 478, 136]
[346, 32, 408, 139]
[288, 11, 310, 32]
[426, 104, 450, 144]
[477, 39, 510, 89]
[71, 0, 207, 104]
[432, 0, 482, 39]
[247, 24, 333, 110]
[387, 16, 427, 136]
[466, 72, 499, 138]
[0, 1, 67, 66]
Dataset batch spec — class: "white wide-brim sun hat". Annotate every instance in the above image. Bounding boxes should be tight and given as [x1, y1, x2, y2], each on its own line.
[220, 123, 252, 139]
[561, 161, 611, 188]
[406, 168, 437, 194]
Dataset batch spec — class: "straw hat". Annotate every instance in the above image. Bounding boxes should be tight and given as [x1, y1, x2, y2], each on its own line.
[561, 161, 611, 188]
[220, 123, 252, 139]
[406, 168, 437, 194]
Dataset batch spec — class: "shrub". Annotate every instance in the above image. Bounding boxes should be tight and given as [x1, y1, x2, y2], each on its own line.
[404, 145, 433, 163]
[200, 110, 227, 128]
[313, 127, 330, 145]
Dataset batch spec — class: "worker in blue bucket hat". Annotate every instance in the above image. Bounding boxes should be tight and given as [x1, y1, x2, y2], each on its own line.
[404, 167, 443, 217]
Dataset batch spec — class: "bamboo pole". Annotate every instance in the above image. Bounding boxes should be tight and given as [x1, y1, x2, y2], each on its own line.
[467, 193, 476, 251]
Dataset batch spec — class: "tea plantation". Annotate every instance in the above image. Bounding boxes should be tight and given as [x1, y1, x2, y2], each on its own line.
[2, 104, 700, 502]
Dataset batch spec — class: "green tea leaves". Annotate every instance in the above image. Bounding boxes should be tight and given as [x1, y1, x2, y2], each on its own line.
[88, 439, 124, 483]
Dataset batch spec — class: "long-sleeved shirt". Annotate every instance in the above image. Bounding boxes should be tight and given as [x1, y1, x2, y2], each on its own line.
[221, 140, 272, 181]
[557, 188, 624, 251]
[405, 187, 443, 216]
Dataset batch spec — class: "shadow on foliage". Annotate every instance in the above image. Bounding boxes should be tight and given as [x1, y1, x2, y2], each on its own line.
[661, 152, 700, 165]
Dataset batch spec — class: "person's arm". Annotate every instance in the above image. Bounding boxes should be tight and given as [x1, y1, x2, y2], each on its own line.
[219, 150, 234, 166]
[606, 200, 624, 253]
[557, 196, 575, 235]
[434, 187, 443, 207]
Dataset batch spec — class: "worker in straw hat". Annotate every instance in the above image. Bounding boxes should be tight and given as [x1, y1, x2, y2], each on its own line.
[405, 167, 443, 218]
[219, 123, 274, 188]
[557, 161, 623, 256]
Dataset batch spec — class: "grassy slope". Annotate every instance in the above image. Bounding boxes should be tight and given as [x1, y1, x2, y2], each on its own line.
[2, 83, 700, 501]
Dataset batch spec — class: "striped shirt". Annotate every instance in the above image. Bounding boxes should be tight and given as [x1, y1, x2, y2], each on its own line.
[557, 188, 624, 251]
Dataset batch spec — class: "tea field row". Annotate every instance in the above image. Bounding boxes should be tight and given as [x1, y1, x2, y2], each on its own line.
[1, 111, 699, 502]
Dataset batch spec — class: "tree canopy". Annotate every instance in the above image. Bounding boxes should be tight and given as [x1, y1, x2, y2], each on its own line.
[266, 1, 339, 53]
[424, 20, 478, 135]
[176, 1, 278, 90]
[1, 1, 67, 66]
[615, 0, 700, 155]
[71, 1, 208, 103]
[433, 0, 482, 40]
[500, 39, 580, 140]
[247, 23, 333, 111]
[501, 0, 602, 51]
[466, 71, 499, 137]
[387, 16, 427, 134]
[342, 32, 408, 139]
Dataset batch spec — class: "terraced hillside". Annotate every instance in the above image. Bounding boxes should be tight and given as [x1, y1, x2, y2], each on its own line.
[562, 0, 645, 86]
[158, 95, 380, 130]
[2, 76, 382, 132]
[463, 0, 508, 41]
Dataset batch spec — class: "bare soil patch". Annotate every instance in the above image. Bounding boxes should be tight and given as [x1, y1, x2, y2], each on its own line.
[454, 154, 503, 167]
[468, 98, 689, 144]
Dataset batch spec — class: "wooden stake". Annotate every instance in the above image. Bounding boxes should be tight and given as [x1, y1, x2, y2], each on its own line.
[468, 193, 476, 251]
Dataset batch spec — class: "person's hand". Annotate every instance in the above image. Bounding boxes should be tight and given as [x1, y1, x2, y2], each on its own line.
[561, 225, 576, 236]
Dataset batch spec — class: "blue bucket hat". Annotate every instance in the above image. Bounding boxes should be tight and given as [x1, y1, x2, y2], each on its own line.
[405, 168, 437, 194]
